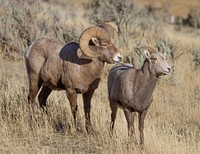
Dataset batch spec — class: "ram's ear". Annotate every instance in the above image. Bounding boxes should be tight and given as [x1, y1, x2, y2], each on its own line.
[77, 48, 91, 59]
[144, 49, 151, 59]
[91, 38, 100, 46]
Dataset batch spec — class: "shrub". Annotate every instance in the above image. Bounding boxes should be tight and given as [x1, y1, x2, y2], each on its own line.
[0, 0, 83, 60]
[192, 48, 200, 69]
[85, 0, 137, 35]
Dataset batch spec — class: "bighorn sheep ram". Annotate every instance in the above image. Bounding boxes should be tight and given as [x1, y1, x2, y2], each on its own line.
[107, 47, 170, 145]
[25, 25, 122, 131]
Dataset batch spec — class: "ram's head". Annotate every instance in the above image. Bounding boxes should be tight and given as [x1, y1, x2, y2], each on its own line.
[79, 26, 121, 64]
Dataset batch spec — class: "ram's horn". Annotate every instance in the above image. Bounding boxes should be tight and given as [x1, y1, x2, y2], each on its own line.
[79, 26, 111, 58]
[99, 23, 118, 42]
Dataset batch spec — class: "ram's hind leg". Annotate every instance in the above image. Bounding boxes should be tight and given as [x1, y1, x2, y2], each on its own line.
[38, 85, 52, 127]
[27, 73, 42, 127]
[27, 73, 42, 114]
[38, 85, 52, 113]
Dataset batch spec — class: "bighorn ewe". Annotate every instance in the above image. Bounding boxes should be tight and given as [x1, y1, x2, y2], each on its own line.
[107, 47, 170, 145]
[25, 26, 122, 131]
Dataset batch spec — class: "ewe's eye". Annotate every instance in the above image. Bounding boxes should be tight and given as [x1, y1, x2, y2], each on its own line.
[151, 57, 158, 62]
[151, 57, 157, 61]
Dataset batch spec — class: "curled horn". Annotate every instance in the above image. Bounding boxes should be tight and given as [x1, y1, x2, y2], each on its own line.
[99, 23, 118, 43]
[79, 26, 111, 58]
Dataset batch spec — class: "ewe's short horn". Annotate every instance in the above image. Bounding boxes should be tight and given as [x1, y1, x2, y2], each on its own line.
[79, 26, 111, 58]
[141, 46, 157, 53]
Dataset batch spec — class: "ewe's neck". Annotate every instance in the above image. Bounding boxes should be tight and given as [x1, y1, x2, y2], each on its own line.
[141, 60, 158, 84]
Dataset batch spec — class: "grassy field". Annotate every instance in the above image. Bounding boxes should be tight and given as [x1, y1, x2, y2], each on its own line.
[0, 0, 200, 153]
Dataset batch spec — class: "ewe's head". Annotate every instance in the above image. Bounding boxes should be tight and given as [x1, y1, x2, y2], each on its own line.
[144, 47, 171, 76]
[79, 26, 121, 64]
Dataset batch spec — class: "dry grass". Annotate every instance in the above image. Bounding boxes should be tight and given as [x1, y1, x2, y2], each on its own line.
[0, 0, 200, 154]
[136, 0, 200, 9]
[0, 35, 200, 153]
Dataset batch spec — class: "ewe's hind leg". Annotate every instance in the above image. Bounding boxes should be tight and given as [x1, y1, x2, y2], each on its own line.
[109, 101, 118, 131]
[38, 85, 52, 113]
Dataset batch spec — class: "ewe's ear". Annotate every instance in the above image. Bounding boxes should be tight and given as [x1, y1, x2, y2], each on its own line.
[91, 38, 100, 46]
[163, 52, 167, 58]
[144, 49, 151, 59]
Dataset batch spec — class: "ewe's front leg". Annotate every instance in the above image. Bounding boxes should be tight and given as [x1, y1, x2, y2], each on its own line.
[124, 108, 135, 137]
[66, 89, 78, 127]
[138, 109, 148, 145]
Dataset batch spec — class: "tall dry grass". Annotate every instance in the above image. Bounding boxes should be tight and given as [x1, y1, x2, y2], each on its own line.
[0, 0, 200, 154]
[0, 41, 200, 153]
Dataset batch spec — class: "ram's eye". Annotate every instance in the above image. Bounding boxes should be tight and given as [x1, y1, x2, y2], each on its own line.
[101, 43, 107, 48]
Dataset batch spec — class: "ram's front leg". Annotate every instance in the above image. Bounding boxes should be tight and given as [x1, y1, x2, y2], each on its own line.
[83, 90, 95, 132]
[66, 89, 78, 127]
